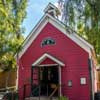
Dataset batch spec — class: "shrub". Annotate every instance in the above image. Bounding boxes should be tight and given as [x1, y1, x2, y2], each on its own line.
[59, 96, 69, 100]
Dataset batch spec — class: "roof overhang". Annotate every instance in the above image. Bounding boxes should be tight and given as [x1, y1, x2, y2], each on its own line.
[32, 53, 65, 66]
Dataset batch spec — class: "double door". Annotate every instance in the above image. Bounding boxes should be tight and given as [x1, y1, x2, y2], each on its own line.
[40, 66, 58, 96]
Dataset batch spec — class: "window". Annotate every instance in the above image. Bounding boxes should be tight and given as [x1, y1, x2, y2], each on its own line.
[68, 80, 72, 87]
[41, 37, 55, 47]
[80, 77, 86, 85]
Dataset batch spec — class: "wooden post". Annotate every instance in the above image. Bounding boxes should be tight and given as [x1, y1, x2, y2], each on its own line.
[38, 67, 40, 100]
[88, 59, 94, 100]
[47, 84, 48, 96]
[31, 66, 34, 96]
[59, 65, 61, 97]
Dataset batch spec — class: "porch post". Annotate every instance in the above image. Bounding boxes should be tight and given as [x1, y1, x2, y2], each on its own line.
[59, 65, 62, 96]
[31, 66, 34, 95]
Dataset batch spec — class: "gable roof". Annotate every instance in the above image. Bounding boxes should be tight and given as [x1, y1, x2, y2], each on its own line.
[32, 53, 65, 66]
[17, 3, 95, 59]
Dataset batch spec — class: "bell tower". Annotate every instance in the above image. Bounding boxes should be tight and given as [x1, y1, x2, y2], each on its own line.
[44, 3, 60, 18]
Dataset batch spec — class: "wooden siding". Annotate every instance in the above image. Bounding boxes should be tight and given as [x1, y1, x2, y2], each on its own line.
[18, 23, 90, 100]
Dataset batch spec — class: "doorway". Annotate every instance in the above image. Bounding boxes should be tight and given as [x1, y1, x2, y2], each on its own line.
[39, 66, 59, 96]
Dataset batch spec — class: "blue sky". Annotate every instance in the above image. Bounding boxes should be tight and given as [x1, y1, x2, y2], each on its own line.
[22, 0, 58, 37]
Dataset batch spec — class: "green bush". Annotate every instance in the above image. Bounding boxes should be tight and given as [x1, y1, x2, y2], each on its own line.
[59, 96, 69, 100]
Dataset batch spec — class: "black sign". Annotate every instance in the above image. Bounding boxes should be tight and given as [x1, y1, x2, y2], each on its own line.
[41, 37, 55, 47]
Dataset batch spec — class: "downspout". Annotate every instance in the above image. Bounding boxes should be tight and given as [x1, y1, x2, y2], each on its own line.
[88, 58, 94, 100]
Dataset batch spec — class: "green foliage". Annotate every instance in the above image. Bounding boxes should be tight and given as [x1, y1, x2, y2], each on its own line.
[0, 0, 28, 71]
[58, 0, 100, 64]
[0, 0, 27, 38]
[59, 96, 69, 100]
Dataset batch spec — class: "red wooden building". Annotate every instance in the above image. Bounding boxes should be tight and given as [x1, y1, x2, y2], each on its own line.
[16, 3, 97, 100]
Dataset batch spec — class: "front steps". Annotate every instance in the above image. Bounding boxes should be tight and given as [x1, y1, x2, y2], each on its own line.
[25, 97, 58, 100]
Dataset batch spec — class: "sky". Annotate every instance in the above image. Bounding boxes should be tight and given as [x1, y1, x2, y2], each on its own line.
[22, 0, 58, 37]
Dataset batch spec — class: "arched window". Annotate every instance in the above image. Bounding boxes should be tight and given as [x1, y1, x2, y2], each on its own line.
[41, 37, 56, 47]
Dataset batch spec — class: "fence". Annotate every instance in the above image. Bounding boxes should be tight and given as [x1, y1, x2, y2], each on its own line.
[0, 70, 17, 89]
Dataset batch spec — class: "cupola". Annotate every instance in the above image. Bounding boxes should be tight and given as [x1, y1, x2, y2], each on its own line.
[44, 3, 60, 18]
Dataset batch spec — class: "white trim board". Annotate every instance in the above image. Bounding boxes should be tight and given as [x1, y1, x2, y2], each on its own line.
[17, 11, 94, 59]
[32, 53, 65, 66]
[38, 64, 58, 67]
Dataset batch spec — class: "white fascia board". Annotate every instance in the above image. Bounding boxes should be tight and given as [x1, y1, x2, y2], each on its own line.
[70, 34, 92, 56]
[32, 53, 65, 66]
[22, 15, 47, 49]
[18, 13, 93, 59]
[47, 14, 93, 57]
[39, 64, 58, 67]
[48, 14, 93, 50]
[73, 33, 93, 49]
[18, 15, 48, 58]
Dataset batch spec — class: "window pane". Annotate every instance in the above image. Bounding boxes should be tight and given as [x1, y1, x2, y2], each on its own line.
[41, 37, 55, 47]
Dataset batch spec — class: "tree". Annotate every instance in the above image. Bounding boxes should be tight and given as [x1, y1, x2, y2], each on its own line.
[0, 0, 27, 71]
[58, 0, 100, 64]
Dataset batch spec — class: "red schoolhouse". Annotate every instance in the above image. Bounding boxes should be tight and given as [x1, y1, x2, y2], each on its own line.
[16, 3, 97, 100]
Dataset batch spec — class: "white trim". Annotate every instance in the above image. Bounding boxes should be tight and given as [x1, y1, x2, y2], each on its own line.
[23, 15, 47, 47]
[18, 15, 48, 58]
[16, 53, 19, 90]
[90, 58, 95, 100]
[32, 53, 65, 66]
[16, 65, 19, 90]
[47, 14, 93, 57]
[17, 12, 94, 59]
[73, 33, 93, 49]
[38, 64, 58, 67]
